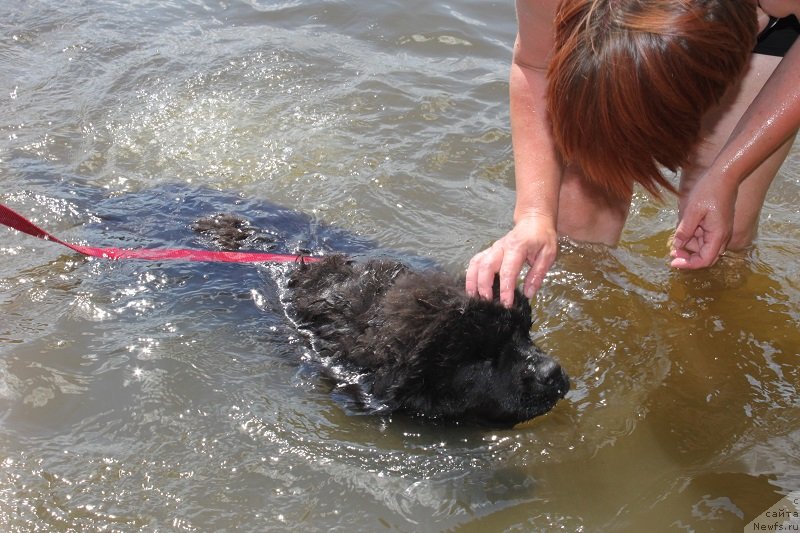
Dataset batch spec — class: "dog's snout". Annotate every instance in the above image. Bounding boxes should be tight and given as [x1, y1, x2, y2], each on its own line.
[535, 358, 559, 381]
[531, 358, 570, 396]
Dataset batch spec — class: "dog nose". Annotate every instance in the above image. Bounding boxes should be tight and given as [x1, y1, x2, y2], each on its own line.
[533, 358, 570, 394]
[536, 358, 559, 381]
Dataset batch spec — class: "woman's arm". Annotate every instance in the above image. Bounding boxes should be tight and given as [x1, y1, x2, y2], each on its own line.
[671, 35, 800, 268]
[466, 0, 564, 306]
[510, 5, 563, 231]
[710, 33, 800, 187]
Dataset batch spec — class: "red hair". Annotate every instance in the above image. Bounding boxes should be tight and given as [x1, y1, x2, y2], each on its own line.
[547, 0, 758, 200]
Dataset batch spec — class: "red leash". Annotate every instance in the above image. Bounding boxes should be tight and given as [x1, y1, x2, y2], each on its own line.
[0, 203, 321, 264]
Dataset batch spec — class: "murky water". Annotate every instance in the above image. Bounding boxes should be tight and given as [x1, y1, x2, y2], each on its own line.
[1, 1, 798, 531]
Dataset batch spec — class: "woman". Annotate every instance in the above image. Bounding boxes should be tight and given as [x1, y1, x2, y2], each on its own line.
[466, 0, 800, 308]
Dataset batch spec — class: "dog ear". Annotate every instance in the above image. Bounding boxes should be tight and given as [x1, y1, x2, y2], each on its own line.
[492, 274, 502, 300]
[488, 273, 532, 322]
[367, 346, 436, 414]
[490, 273, 519, 305]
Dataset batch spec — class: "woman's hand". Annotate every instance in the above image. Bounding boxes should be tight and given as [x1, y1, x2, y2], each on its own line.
[670, 36, 799, 269]
[466, 215, 558, 307]
[670, 173, 737, 269]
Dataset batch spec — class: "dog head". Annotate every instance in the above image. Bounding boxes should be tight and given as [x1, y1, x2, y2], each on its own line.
[369, 274, 570, 426]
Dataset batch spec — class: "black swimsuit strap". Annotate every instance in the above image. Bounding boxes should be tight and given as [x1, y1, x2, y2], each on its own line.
[754, 15, 800, 57]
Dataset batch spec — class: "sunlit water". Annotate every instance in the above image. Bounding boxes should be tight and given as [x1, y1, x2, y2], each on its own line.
[1, 1, 798, 531]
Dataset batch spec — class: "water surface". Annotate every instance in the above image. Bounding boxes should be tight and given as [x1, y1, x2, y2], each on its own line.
[1, 1, 799, 531]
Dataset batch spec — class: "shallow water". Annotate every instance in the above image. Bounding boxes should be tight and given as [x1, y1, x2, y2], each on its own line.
[1, 1, 798, 531]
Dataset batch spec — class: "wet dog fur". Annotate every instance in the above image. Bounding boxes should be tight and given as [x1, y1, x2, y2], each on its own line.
[194, 214, 569, 426]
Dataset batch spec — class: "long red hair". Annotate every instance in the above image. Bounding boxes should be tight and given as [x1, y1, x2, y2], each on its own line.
[547, 0, 758, 200]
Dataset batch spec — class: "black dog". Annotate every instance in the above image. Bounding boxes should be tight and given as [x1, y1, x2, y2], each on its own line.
[195, 215, 569, 426]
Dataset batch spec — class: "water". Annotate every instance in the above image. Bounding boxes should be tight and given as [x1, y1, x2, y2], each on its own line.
[1, 1, 798, 531]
